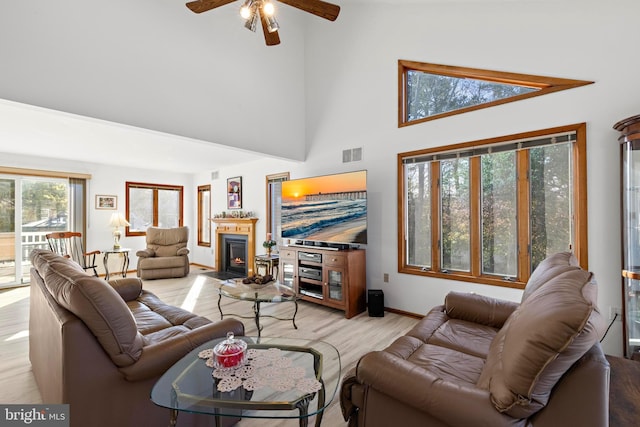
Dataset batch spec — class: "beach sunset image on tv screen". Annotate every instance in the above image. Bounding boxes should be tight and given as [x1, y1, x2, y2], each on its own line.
[281, 170, 367, 245]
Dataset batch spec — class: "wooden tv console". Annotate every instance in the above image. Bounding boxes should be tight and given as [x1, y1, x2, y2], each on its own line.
[278, 245, 366, 318]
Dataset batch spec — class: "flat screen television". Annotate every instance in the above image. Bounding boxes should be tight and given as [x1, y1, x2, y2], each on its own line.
[281, 170, 367, 246]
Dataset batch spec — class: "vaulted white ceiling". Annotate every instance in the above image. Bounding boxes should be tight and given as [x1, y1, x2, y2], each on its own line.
[0, 0, 553, 173]
[0, 0, 313, 172]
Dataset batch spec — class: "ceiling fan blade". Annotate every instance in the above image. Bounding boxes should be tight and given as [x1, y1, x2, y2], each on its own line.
[186, 0, 236, 14]
[260, 12, 281, 46]
[277, 0, 340, 21]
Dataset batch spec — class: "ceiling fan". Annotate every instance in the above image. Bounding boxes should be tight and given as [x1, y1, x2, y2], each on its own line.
[185, 0, 341, 46]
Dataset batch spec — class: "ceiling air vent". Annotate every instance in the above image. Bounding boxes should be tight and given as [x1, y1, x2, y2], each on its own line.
[342, 147, 363, 163]
[211, 171, 219, 180]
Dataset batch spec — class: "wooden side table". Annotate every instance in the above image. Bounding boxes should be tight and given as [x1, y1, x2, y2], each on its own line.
[254, 254, 279, 278]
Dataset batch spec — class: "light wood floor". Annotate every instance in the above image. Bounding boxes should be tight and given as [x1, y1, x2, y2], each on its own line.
[0, 268, 419, 426]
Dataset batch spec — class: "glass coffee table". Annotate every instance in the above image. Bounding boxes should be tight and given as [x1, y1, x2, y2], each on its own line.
[151, 336, 341, 427]
[217, 279, 298, 337]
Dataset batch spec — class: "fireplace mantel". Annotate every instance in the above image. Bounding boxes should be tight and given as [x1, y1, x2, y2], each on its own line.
[212, 218, 258, 276]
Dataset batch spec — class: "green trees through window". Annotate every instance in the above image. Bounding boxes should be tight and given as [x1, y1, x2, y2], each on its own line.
[398, 60, 593, 127]
[126, 182, 183, 236]
[406, 70, 537, 122]
[0, 173, 83, 287]
[399, 124, 586, 288]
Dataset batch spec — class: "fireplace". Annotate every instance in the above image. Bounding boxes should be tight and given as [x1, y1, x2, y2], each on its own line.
[222, 235, 248, 276]
[213, 217, 258, 277]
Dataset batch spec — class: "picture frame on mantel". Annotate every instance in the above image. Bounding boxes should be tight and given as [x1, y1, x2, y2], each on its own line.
[227, 177, 242, 209]
[96, 195, 117, 210]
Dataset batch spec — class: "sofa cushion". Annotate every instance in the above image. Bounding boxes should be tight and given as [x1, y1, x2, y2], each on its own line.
[406, 302, 499, 359]
[429, 319, 498, 359]
[109, 278, 143, 301]
[445, 291, 518, 329]
[521, 251, 580, 302]
[477, 263, 604, 417]
[128, 291, 212, 335]
[385, 336, 485, 386]
[31, 250, 144, 367]
[31, 248, 84, 276]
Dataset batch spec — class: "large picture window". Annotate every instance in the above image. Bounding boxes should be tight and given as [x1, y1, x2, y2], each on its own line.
[398, 123, 587, 288]
[126, 182, 183, 236]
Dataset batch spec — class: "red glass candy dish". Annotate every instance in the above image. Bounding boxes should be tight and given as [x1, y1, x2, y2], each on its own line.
[213, 332, 247, 368]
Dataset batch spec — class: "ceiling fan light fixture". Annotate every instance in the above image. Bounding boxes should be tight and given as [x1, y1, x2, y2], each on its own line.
[263, 1, 275, 17]
[239, 0, 255, 20]
[186, 0, 340, 46]
[244, 13, 259, 32]
[266, 15, 279, 33]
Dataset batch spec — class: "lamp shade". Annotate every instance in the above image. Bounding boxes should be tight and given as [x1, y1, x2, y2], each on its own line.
[109, 213, 131, 228]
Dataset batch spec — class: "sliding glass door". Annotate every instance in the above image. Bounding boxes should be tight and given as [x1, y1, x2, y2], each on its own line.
[0, 175, 69, 288]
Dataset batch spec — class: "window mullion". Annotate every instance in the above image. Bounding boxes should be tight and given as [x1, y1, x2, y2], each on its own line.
[153, 189, 159, 227]
[431, 161, 441, 272]
[516, 150, 531, 281]
[470, 157, 482, 276]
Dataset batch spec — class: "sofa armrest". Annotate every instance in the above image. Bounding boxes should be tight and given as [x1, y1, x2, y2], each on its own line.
[108, 278, 143, 301]
[136, 249, 155, 258]
[177, 248, 189, 256]
[119, 318, 245, 381]
[355, 351, 515, 427]
[444, 291, 519, 329]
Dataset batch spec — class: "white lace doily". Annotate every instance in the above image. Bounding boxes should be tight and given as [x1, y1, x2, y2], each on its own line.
[199, 347, 322, 393]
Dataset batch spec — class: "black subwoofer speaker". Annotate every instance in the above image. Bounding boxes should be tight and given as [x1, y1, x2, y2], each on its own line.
[368, 289, 384, 317]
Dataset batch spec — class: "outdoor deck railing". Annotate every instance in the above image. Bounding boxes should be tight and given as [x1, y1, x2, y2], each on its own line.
[0, 231, 51, 262]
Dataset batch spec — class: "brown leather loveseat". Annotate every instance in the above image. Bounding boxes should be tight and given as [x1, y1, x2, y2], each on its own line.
[341, 252, 610, 426]
[29, 249, 244, 427]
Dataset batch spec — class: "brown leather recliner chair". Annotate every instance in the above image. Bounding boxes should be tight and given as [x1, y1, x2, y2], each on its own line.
[29, 249, 244, 427]
[136, 226, 190, 279]
[341, 252, 610, 427]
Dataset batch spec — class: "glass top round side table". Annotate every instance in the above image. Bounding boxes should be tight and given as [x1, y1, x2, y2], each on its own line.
[216, 279, 298, 337]
[151, 336, 341, 427]
[102, 247, 130, 281]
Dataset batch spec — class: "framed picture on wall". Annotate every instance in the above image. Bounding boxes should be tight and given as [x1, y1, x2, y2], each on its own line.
[96, 195, 117, 210]
[227, 177, 242, 209]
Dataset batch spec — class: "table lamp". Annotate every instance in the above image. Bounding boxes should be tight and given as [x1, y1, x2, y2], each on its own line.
[109, 212, 130, 249]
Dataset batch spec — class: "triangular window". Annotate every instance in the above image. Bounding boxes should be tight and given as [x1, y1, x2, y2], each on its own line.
[399, 61, 593, 127]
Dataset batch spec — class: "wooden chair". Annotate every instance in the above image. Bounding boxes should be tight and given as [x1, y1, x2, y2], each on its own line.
[45, 231, 100, 276]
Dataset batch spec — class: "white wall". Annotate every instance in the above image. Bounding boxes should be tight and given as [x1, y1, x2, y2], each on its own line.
[300, 0, 637, 356]
[0, 0, 307, 161]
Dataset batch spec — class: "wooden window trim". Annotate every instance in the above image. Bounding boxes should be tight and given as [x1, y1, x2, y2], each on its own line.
[397, 123, 587, 289]
[125, 181, 184, 237]
[0, 166, 91, 180]
[398, 60, 593, 127]
[197, 184, 211, 247]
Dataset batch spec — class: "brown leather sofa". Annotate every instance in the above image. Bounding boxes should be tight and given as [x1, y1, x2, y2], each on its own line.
[341, 252, 610, 427]
[136, 226, 190, 279]
[29, 249, 244, 427]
